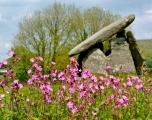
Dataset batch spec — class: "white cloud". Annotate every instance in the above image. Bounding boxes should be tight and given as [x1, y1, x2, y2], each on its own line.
[145, 9, 152, 14]
[0, 14, 6, 22]
[0, 37, 10, 61]
[4, 43, 11, 48]
[12, 15, 22, 21]
[131, 12, 152, 39]
[0, 41, 11, 49]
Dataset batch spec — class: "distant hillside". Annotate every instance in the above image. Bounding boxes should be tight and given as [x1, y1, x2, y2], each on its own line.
[136, 40, 152, 68]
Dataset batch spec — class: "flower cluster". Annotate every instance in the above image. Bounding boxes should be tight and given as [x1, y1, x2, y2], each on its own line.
[0, 51, 151, 120]
[11, 80, 23, 91]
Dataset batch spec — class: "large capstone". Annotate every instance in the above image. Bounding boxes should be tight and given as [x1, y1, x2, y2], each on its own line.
[68, 14, 135, 57]
[82, 48, 109, 75]
[107, 38, 136, 74]
[126, 31, 147, 75]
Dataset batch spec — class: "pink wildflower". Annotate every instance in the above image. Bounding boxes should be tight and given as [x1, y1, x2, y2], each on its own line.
[8, 51, 15, 57]
[111, 84, 117, 90]
[2, 60, 7, 65]
[28, 69, 32, 74]
[27, 79, 33, 85]
[92, 111, 97, 116]
[62, 85, 66, 90]
[100, 85, 104, 93]
[26, 98, 30, 102]
[81, 73, 89, 79]
[131, 97, 136, 101]
[37, 66, 42, 71]
[45, 95, 52, 103]
[99, 76, 104, 80]
[137, 78, 142, 83]
[18, 83, 23, 88]
[14, 80, 18, 84]
[122, 95, 129, 104]
[78, 84, 84, 90]
[12, 80, 23, 90]
[100, 86, 104, 90]
[51, 72, 56, 77]
[67, 101, 73, 108]
[69, 87, 75, 93]
[135, 83, 143, 89]
[118, 88, 122, 94]
[104, 78, 110, 86]
[31, 74, 37, 80]
[87, 99, 93, 105]
[92, 76, 98, 82]
[51, 61, 56, 65]
[0, 94, 4, 100]
[43, 75, 49, 79]
[113, 78, 120, 85]
[80, 91, 86, 99]
[127, 81, 133, 87]
[37, 56, 43, 61]
[69, 58, 75, 63]
[79, 104, 84, 109]
[89, 83, 94, 89]
[0, 103, 5, 107]
[118, 98, 124, 104]
[71, 106, 78, 113]
[106, 65, 112, 70]
[1, 94, 4, 98]
[110, 94, 115, 99]
[94, 84, 98, 89]
[58, 72, 64, 78]
[30, 58, 34, 63]
[123, 83, 127, 87]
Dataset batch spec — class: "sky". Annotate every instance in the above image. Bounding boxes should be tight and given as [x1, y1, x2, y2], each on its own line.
[0, 0, 152, 62]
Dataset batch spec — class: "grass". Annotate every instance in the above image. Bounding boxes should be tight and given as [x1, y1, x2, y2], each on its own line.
[0, 53, 152, 119]
[0, 74, 152, 119]
[0, 82, 61, 95]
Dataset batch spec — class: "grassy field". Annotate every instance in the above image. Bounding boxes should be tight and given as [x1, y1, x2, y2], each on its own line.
[137, 40, 152, 55]
[0, 49, 152, 119]
[137, 40, 152, 68]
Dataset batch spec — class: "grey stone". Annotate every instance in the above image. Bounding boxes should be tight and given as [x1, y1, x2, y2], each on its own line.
[82, 48, 109, 75]
[107, 38, 136, 74]
[68, 14, 135, 57]
[126, 31, 147, 75]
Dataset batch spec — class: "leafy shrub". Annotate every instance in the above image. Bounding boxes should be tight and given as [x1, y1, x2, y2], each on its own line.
[15, 67, 30, 82]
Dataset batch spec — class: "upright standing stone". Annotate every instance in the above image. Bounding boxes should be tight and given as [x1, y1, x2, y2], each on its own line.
[82, 48, 109, 75]
[126, 31, 147, 75]
[68, 14, 135, 57]
[108, 38, 136, 74]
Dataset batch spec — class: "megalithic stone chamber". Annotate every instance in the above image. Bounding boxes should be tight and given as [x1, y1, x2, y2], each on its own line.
[68, 14, 135, 57]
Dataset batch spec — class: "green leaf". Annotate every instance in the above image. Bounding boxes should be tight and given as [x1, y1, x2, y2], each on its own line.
[32, 117, 39, 120]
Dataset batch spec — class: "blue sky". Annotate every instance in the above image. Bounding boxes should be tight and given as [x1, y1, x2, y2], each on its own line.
[0, 0, 152, 62]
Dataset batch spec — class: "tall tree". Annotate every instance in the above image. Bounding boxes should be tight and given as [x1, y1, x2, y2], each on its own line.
[70, 6, 121, 46]
[12, 2, 121, 73]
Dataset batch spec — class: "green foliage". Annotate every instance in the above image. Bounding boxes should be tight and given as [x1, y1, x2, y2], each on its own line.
[103, 35, 116, 55]
[147, 59, 152, 68]
[0, 72, 5, 75]
[11, 2, 121, 80]
[7, 47, 33, 81]
[15, 67, 30, 82]
[53, 47, 71, 70]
